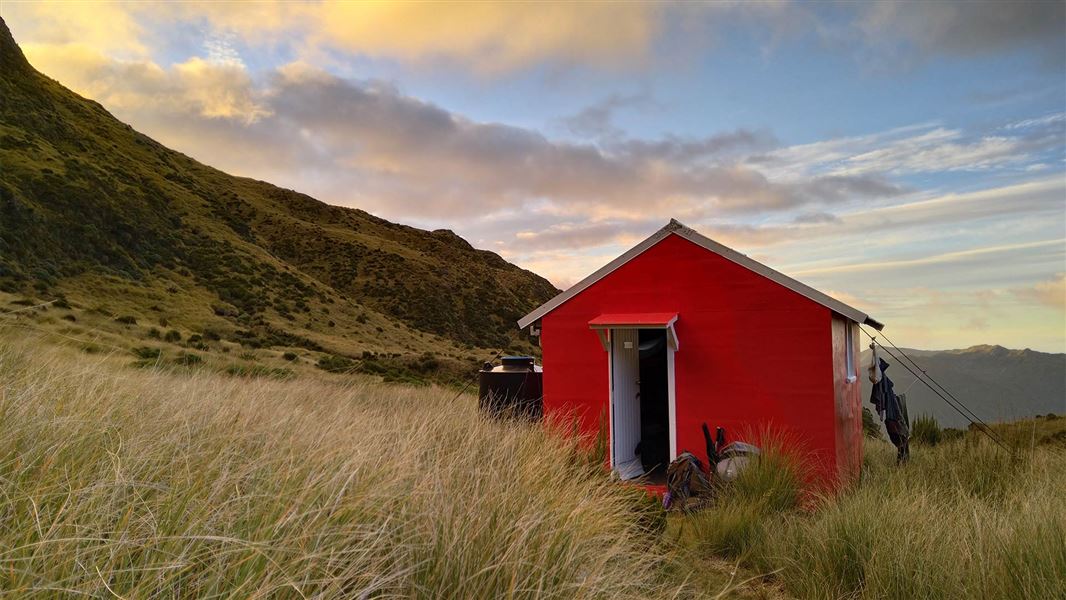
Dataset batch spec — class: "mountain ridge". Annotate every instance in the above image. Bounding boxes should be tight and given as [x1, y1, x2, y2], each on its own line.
[860, 344, 1065, 428]
[0, 17, 558, 360]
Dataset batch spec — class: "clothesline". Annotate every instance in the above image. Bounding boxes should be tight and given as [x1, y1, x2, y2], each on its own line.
[859, 325, 1012, 453]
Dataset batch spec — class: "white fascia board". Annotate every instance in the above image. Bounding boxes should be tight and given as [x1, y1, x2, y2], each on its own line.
[517, 219, 883, 331]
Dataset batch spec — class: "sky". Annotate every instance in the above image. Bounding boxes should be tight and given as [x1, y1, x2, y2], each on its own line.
[3, 1, 1065, 352]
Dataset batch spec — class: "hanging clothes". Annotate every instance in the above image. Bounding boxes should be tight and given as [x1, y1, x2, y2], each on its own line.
[869, 356, 910, 463]
[867, 344, 883, 385]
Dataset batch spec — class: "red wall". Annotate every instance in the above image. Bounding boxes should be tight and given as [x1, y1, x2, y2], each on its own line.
[540, 234, 849, 484]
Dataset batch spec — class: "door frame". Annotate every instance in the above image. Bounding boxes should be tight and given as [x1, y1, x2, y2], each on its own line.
[605, 327, 677, 472]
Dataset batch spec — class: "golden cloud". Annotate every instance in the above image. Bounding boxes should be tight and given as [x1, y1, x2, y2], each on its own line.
[312, 3, 663, 73]
[7, 1, 669, 75]
[1, 1, 146, 57]
[1016, 273, 1066, 311]
[20, 43, 268, 124]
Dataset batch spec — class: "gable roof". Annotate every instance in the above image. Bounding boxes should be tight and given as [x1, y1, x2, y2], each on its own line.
[518, 219, 884, 331]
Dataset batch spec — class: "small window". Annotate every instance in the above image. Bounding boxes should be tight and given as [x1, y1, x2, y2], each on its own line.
[845, 323, 856, 381]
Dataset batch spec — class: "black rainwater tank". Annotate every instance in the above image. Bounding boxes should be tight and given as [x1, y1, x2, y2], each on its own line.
[478, 356, 543, 420]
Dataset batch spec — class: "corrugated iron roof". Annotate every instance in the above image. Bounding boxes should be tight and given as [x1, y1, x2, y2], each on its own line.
[517, 219, 884, 331]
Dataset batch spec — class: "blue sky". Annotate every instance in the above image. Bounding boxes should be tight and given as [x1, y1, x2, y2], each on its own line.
[3, 1, 1064, 351]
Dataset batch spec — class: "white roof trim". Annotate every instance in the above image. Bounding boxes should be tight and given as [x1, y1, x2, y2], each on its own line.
[518, 219, 884, 331]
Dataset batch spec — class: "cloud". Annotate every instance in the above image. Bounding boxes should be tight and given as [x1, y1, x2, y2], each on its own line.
[556, 92, 659, 140]
[757, 123, 1054, 180]
[1014, 274, 1066, 311]
[791, 239, 1065, 277]
[613, 129, 779, 166]
[22, 43, 269, 123]
[0, 1, 146, 58]
[672, 177, 1066, 257]
[7, 1, 1065, 81]
[841, 132, 1028, 175]
[792, 212, 841, 225]
[1005, 112, 1066, 131]
[4, 2, 1063, 353]
[128, 2, 671, 74]
[514, 221, 648, 252]
[316, 3, 668, 74]
[858, 1, 1066, 66]
[30, 49, 904, 222]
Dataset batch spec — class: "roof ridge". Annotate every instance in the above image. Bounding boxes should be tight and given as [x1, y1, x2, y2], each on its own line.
[517, 219, 883, 331]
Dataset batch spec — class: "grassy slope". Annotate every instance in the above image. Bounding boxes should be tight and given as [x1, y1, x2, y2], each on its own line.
[0, 330, 780, 599]
[0, 17, 558, 365]
[0, 290, 499, 387]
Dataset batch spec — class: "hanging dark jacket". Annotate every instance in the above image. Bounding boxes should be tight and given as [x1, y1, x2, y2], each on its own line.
[870, 358, 909, 436]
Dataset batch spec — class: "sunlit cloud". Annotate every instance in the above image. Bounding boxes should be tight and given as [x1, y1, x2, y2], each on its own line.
[1014, 273, 1066, 312]
[22, 43, 268, 123]
[2, 1, 1063, 352]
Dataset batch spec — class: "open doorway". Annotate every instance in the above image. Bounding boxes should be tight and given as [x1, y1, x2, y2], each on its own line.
[638, 329, 670, 478]
[610, 327, 671, 481]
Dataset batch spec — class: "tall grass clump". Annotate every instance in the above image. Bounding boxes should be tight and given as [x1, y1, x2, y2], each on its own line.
[910, 413, 942, 446]
[0, 335, 687, 599]
[689, 432, 1066, 600]
[683, 431, 807, 560]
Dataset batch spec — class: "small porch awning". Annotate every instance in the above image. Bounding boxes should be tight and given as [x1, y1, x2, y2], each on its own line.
[588, 313, 679, 351]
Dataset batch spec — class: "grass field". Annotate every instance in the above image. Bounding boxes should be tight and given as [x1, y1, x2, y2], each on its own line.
[1, 329, 1063, 598]
[674, 417, 1066, 599]
[0, 332, 699, 598]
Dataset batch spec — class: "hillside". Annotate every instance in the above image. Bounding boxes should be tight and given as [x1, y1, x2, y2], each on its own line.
[0, 18, 557, 363]
[860, 344, 1066, 428]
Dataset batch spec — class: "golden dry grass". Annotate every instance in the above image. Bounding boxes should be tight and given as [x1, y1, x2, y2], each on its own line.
[0, 333, 705, 599]
[674, 420, 1066, 599]
[6, 327, 1061, 599]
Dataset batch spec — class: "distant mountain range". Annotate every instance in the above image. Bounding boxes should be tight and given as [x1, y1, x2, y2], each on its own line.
[0, 18, 557, 358]
[860, 345, 1065, 429]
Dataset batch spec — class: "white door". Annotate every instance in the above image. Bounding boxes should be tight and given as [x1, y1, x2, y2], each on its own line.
[610, 329, 643, 480]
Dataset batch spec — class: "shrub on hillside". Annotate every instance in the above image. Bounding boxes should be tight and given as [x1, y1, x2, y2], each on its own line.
[114, 315, 137, 325]
[175, 352, 202, 366]
[225, 363, 293, 379]
[316, 354, 354, 373]
[163, 329, 181, 343]
[130, 346, 161, 360]
[911, 414, 942, 446]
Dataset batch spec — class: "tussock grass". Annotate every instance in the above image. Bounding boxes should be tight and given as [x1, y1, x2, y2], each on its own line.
[910, 413, 942, 446]
[0, 337, 691, 599]
[681, 424, 1066, 599]
[5, 331, 1061, 599]
[683, 433, 807, 560]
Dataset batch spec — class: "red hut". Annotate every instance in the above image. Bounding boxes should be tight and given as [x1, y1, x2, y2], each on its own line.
[518, 219, 884, 486]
